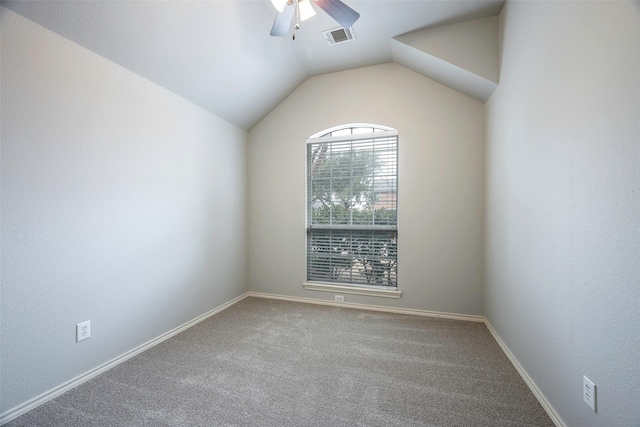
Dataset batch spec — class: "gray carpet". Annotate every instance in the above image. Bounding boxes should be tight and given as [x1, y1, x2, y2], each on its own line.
[8, 297, 554, 426]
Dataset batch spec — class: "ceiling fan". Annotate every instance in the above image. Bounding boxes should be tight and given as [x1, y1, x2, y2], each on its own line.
[270, 0, 360, 38]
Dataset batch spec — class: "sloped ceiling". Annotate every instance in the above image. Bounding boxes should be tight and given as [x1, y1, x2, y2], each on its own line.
[1, 0, 504, 131]
[392, 15, 500, 102]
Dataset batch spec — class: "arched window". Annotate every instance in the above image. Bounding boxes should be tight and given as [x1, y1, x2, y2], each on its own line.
[305, 124, 398, 293]
[310, 123, 395, 138]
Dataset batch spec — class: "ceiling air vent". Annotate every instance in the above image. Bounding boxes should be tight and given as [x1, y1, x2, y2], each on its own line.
[322, 27, 356, 45]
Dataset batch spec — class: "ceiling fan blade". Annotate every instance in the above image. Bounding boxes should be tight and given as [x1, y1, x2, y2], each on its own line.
[314, 0, 360, 29]
[270, 2, 296, 36]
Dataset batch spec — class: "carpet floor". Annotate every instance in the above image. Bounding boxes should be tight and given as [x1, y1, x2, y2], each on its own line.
[8, 297, 554, 426]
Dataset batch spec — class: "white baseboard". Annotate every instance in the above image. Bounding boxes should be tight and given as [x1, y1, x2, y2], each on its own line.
[484, 320, 566, 427]
[1, 291, 565, 427]
[247, 291, 485, 322]
[0, 292, 250, 426]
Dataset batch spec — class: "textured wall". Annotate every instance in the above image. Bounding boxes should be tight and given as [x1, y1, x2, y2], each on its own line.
[1, 8, 247, 413]
[248, 63, 485, 316]
[485, 1, 640, 426]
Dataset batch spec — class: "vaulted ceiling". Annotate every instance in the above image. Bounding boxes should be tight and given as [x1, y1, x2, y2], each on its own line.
[2, 0, 504, 131]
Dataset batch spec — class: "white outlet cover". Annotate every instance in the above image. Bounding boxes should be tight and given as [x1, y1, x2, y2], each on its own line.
[335, 295, 344, 302]
[583, 375, 596, 412]
[76, 320, 91, 342]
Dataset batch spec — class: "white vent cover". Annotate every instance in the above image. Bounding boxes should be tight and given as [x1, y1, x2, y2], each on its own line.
[322, 27, 356, 45]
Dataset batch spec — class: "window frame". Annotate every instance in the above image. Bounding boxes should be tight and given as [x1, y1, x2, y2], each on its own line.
[303, 125, 401, 299]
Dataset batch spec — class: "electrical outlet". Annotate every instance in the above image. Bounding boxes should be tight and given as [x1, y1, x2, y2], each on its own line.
[334, 295, 344, 303]
[76, 320, 91, 342]
[583, 375, 597, 412]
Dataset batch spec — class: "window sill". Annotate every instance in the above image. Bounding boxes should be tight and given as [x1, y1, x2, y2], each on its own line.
[303, 282, 402, 299]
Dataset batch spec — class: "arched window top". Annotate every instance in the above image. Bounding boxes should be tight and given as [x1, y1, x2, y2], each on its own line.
[310, 123, 396, 139]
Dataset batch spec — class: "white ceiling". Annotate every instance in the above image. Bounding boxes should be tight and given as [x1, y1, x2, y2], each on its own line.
[2, 0, 504, 131]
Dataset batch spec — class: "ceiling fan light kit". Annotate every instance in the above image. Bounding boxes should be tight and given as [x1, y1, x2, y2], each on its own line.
[270, 0, 288, 13]
[298, 0, 316, 21]
[269, 0, 360, 39]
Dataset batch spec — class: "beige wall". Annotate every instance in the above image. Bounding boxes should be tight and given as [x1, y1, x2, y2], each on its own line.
[485, 2, 640, 425]
[248, 63, 485, 315]
[1, 7, 248, 413]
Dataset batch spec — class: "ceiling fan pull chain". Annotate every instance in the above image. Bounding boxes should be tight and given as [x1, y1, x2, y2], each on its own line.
[291, 0, 300, 41]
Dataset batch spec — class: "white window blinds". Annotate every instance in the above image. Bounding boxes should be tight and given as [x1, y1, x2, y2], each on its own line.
[306, 129, 398, 288]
